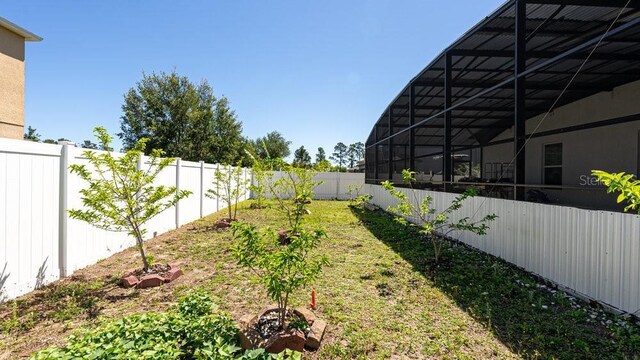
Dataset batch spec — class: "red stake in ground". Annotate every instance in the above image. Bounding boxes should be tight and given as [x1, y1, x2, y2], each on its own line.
[310, 290, 316, 310]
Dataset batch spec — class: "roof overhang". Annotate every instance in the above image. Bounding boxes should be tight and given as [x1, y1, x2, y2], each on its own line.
[0, 16, 42, 41]
[366, 0, 640, 148]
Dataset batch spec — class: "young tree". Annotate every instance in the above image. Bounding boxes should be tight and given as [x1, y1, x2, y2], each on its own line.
[315, 147, 327, 163]
[69, 127, 192, 272]
[382, 169, 496, 264]
[232, 224, 328, 330]
[262, 165, 322, 234]
[232, 164, 327, 330]
[292, 146, 311, 168]
[330, 142, 348, 168]
[253, 131, 291, 160]
[247, 153, 272, 209]
[206, 163, 250, 221]
[23, 126, 41, 142]
[592, 170, 640, 214]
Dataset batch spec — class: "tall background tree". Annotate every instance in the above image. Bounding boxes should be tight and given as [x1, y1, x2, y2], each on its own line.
[330, 142, 348, 168]
[293, 146, 312, 168]
[347, 142, 365, 168]
[119, 70, 246, 164]
[252, 131, 291, 160]
[315, 147, 326, 163]
[24, 126, 41, 142]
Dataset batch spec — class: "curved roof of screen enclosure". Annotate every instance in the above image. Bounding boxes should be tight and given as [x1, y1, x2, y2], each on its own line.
[366, 0, 640, 152]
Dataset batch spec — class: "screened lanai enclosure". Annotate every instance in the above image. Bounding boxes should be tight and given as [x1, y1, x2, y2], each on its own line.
[365, 0, 640, 211]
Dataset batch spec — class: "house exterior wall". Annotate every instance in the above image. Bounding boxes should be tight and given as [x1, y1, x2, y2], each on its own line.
[482, 80, 640, 209]
[0, 26, 26, 140]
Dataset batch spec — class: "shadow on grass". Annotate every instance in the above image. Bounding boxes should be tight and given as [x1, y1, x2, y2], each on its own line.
[350, 206, 640, 359]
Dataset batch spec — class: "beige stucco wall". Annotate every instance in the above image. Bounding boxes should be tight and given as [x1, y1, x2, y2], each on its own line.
[482, 80, 640, 209]
[0, 26, 26, 139]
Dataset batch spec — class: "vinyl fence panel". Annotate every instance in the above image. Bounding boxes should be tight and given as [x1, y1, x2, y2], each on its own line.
[0, 138, 249, 300]
[365, 184, 640, 316]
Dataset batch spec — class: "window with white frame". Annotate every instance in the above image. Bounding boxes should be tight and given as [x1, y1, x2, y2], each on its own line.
[543, 143, 562, 186]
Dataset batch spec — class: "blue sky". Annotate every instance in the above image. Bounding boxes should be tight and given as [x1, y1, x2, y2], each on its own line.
[5, 0, 504, 158]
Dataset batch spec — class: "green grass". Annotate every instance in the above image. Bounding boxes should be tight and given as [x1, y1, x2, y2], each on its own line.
[1, 200, 639, 359]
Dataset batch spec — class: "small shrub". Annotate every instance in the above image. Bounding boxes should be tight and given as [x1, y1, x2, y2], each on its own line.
[382, 169, 496, 264]
[232, 223, 328, 330]
[347, 184, 372, 208]
[264, 165, 322, 233]
[30, 291, 299, 359]
[207, 162, 250, 221]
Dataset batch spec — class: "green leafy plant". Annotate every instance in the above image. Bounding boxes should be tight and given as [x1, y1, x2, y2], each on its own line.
[263, 165, 323, 234]
[29, 291, 299, 359]
[347, 184, 372, 208]
[232, 223, 328, 331]
[246, 153, 273, 209]
[207, 162, 250, 221]
[69, 127, 191, 272]
[382, 169, 497, 264]
[592, 170, 640, 214]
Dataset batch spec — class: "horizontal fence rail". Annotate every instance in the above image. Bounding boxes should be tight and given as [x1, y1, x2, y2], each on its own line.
[0, 138, 250, 300]
[365, 184, 640, 316]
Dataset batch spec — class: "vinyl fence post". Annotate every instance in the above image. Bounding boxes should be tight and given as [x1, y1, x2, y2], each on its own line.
[199, 161, 204, 218]
[215, 164, 220, 212]
[58, 144, 69, 278]
[175, 158, 181, 229]
[336, 172, 341, 200]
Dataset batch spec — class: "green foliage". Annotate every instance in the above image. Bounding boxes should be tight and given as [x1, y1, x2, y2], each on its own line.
[207, 163, 250, 221]
[381, 169, 497, 264]
[246, 154, 273, 209]
[315, 147, 327, 163]
[23, 126, 41, 142]
[119, 70, 247, 165]
[347, 142, 364, 169]
[0, 302, 37, 334]
[68, 127, 192, 271]
[346, 184, 372, 208]
[263, 165, 323, 233]
[232, 164, 327, 331]
[592, 170, 640, 214]
[251, 131, 291, 160]
[313, 159, 332, 172]
[232, 223, 328, 330]
[330, 142, 348, 168]
[292, 146, 311, 168]
[81, 140, 98, 149]
[30, 291, 299, 360]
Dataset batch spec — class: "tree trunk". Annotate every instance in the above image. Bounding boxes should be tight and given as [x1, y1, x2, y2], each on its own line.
[134, 226, 150, 271]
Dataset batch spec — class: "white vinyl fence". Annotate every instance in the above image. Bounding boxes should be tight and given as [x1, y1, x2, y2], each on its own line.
[261, 171, 365, 200]
[0, 138, 250, 300]
[365, 184, 640, 316]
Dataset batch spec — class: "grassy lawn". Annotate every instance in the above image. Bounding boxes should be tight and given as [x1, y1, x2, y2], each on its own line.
[1, 200, 639, 359]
